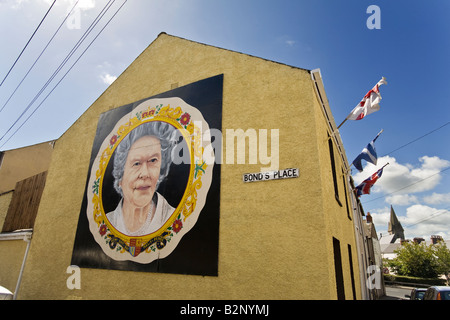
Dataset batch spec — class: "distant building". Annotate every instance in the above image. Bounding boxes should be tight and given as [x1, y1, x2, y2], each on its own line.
[380, 206, 449, 260]
[363, 212, 385, 299]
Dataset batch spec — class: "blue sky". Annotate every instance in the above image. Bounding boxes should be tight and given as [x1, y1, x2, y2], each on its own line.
[0, 0, 449, 239]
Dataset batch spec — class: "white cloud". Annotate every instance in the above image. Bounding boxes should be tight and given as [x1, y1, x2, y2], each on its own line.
[99, 72, 116, 85]
[2, 0, 28, 9]
[385, 194, 419, 206]
[285, 40, 296, 47]
[353, 155, 450, 195]
[367, 207, 391, 229]
[73, 0, 96, 11]
[3, 0, 96, 11]
[277, 35, 297, 47]
[402, 205, 450, 239]
[423, 192, 450, 205]
[369, 205, 450, 240]
[47, 0, 96, 9]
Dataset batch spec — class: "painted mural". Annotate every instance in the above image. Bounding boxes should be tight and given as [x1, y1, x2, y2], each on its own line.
[72, 75, 222, 275]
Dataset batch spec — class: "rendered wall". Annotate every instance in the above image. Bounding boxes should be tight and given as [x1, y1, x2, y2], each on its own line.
[0, 141, 53, 194]
[18, 34, 360, 299]
[311, 83, 362, 300]
[0, 239, 27, 293]
[0, 192, 13, 230]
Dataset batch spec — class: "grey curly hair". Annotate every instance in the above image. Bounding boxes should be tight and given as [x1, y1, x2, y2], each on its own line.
[112, 121, 177, 197]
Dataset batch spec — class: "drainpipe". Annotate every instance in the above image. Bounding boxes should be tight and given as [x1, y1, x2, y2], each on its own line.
[0, 229, 33, 300]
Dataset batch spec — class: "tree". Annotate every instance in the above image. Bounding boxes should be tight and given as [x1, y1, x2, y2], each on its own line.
[388, 242, 439, 278]
[433, 241, 450, 285]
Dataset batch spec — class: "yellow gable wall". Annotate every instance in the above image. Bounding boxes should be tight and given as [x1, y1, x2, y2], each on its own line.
[18, 33, 360, 299]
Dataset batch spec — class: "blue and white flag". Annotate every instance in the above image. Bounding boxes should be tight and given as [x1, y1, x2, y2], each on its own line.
[352, 129, 383, 172]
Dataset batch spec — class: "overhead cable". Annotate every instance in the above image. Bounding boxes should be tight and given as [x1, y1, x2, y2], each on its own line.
[382, 121, 450, 157]
[0, 0, 128, 149]
[0, 0, 56, 87]
[0, 0, 80, 115]
[362, 167, 450, 205]
[377, 206, 450, 238]
[0, 0, 123, 146]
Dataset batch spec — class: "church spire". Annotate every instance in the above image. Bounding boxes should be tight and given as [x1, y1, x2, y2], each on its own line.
[388, 205, 405, 243]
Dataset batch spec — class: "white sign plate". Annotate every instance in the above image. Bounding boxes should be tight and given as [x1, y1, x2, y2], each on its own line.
[243, 168, 299, 183]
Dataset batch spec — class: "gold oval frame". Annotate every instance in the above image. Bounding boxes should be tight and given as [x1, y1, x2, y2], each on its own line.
[86, 98, 213, 262]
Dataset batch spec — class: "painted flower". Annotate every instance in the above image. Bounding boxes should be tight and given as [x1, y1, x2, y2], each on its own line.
[110, 135, 118, 146]
[99, 224, 108, 236]
[180, 112, 191, 125]
[92, 178, 100, 195]
[172, 219, 183, 233]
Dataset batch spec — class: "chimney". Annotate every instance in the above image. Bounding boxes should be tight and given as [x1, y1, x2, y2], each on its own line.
[431, 235, 443, 244]
[366, 212, 373, 223]
[413, 237, 425, 244]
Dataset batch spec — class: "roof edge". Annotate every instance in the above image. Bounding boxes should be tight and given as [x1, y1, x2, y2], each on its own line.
[157, 32, 311, 73]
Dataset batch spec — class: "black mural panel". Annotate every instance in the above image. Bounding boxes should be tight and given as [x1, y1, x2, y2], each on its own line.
[71, 74, 223, 276]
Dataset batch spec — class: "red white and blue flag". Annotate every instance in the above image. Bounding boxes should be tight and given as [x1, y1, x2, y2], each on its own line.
[355, 164, 388, 197]
[346, 77, 387, 121]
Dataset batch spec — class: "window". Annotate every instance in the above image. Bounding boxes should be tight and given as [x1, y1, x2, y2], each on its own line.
[1, 171, 47, 232]
[328, 136, 342, 206]
[342, 174, 351, 220]
[347, 244, 357, 300]
[333, 237, 345, 300]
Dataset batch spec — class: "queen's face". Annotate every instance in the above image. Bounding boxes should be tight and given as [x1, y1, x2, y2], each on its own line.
[119, 135, 161, 209]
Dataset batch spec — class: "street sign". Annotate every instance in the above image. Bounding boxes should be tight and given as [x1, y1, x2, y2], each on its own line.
[243, 168, 299, 183]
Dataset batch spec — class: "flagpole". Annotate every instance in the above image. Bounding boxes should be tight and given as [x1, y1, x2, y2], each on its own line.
[337, 118, 348, 129]
[380, 162, 389, 169]
[375, 129, 384, 139]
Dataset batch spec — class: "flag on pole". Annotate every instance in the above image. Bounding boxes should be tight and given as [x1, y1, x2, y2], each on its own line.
[346, 77, 387, 121]
[355, 164, 388, 197]
[352, 129, 383, 172]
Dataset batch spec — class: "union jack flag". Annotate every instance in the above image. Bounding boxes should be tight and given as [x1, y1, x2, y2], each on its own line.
[355, 165, 386, 197]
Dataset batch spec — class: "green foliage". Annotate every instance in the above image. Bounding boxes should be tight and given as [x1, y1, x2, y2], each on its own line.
[433, 241, 450, 285]
[385, 241, 450, 281]
[383, 274, 446, 286]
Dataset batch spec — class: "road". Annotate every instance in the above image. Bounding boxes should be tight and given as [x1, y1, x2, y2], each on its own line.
[383, 285, 412, 300]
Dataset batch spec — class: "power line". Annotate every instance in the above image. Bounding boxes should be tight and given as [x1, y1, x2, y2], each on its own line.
[362, 166, 450, 204]
[350, 120, 450, 177]
[403, 207, 450, 229]
[377, 206, 450, 238]
[0, 0, 128, 149]
[0, 0, 56, 87]
[0, 0, 125, 147]
[353, 121, 450, 206]
[0, 0, 116, 144]
[0, 0, 80, 115]
[382, 121, 450, 157]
